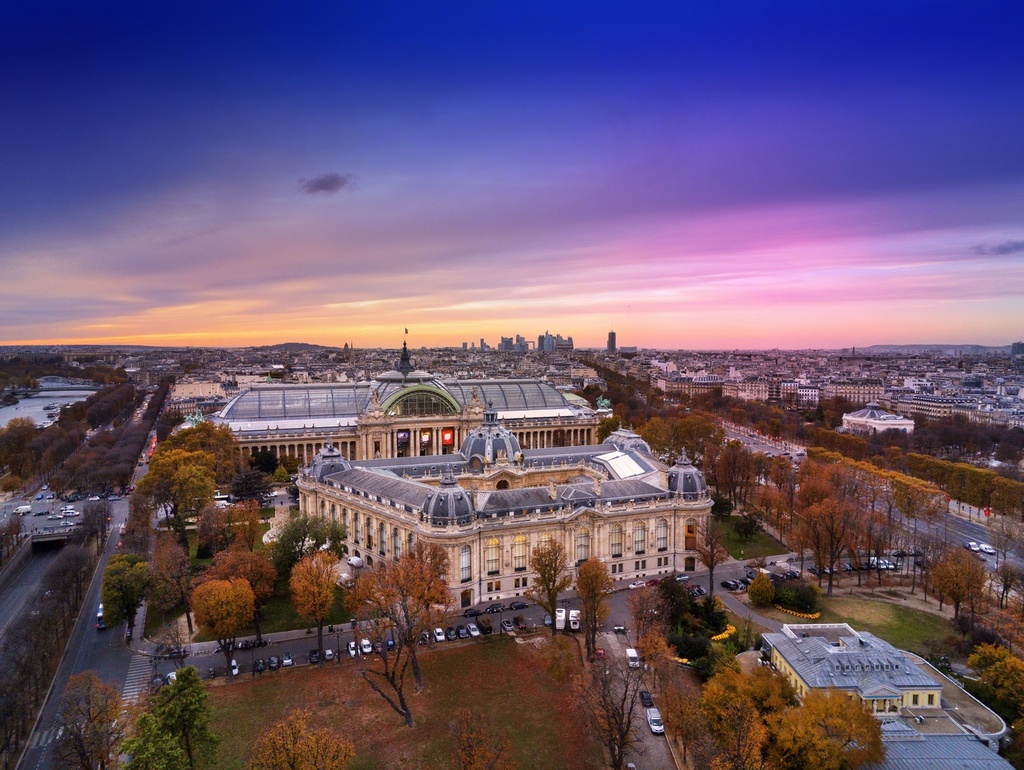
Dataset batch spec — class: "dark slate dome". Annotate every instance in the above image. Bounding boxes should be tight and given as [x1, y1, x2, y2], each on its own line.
[602, 428, 652, 456]
[460, 404, 522, 468]
[667, 450, 708, 499]
[422, 466, 474, 525]
[307, 444, 352, 480]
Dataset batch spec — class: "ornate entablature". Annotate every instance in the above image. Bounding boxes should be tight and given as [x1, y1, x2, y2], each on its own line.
[297, 411, 713, 609]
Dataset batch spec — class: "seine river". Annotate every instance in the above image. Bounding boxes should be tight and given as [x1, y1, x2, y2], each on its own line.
[0, 390, 97, 429]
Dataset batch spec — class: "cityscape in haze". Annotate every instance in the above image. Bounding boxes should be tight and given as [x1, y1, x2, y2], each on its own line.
[2, 3, 1023, 350]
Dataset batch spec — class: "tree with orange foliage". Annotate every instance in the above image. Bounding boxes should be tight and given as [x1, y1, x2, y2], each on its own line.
[774, 689, 883, 769]
[626, 585, 664, 642]
[635, 632, 673, 692]
[247, 709, 354, 770]
[576, 557, 612, 658]
[931, 546, 988, 624]
[659, 669, 709, 766]
[525, 540, 573, 638]
[205, 549, 277, 643]
[191, 578, 255, 675]
[151, 533, 195, 634]
[290, 551, 337, 661]
[54, 671, 125, 770]
[229, 500, 262, 552]
[350, 541, 451, 726]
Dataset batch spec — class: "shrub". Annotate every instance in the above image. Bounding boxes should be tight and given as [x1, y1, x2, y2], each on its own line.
[775, 582, 820, 614]
[747, 573, 775, 606]
[669, 633, 711, 662]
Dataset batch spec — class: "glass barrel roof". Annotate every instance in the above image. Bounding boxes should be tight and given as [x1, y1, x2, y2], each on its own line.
[221, 384, 372, 420]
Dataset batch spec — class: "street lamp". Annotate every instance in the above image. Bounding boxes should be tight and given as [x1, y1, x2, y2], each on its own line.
[335, 627, 341, 664]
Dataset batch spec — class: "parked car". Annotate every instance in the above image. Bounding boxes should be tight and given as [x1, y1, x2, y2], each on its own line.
[979, 543, 996, 555]
[463, 607, 482, 617]
[477, 618, 493, 635]
[308, 649, 319, 665]
[628, 581, 646, 590]
[434, 627, 446, 643]
[486, 603, 506, 614]
[675, 573, 690, 582]
[456, 625, 469, 639]
[323, 648, 335, 661]
[721, 580, 741, 591]
[640, 690, 654, 708]
[360, 638, 373, 655]
[543, 614, 552, 627]
[230, 659, 240, 676]
[254, 658, 266, 673]
[509, 600, 529, 610]
[445, 626, 457, 641]
[647, 707, 665, 735]
[348, 641, 358, 657]
[418, 632, 431, 646]
[467, 623, 481, 638]
[282, 652, 294, 667]
[500, 619, 515, 633]
[268, 656, 280, 670]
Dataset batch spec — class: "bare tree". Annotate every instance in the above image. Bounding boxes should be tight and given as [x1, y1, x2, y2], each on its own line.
[695, 521, 729, 599]
[54, 671, 126, 770]
[576, 660, 646, 770]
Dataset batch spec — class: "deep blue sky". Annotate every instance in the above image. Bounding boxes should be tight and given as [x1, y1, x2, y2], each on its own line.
[2, 2, 1023, 347]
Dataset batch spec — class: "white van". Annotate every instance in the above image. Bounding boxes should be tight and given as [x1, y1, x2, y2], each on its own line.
[626, 648, 640, 668]
[568, 609, 580, 631]
[555, 608, 566, 631]
[15, 505, 32, 515]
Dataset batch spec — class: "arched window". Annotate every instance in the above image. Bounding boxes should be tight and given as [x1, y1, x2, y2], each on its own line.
[485, 537, 500, 575]
[320, 500, 326, 516]
[633, 522, 646, 554]
[354, 516, 361, 543]
[330, 504, 336, 522]
[378, 522, 386, 554]
[540, 532, 553, 546]
[656, 518, 668, 551]
[576, 528, 591, 562]
[341, 509, 348, 532]
[366, 517, 374, 549]
[610, 524, 623, 558]
[513, 535, 527, 571]
[460, 545, 472, 582]
[685, 518, 697, 550]
[393, 527, 401, 558]
[408, 532, 415, 552]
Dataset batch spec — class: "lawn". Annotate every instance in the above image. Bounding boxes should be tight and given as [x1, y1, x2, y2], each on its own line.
[718, 515, 787, 561]
[203, 635, 603, 770]
[751, 594, 955, 656]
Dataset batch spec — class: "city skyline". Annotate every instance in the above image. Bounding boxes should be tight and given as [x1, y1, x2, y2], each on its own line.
[2, 3, 1023, 350]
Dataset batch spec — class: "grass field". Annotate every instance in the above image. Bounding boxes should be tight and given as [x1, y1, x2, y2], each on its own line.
[203, 635, 603, 770]
[718, 515, 787, 561]
[753, 594, 955, 656]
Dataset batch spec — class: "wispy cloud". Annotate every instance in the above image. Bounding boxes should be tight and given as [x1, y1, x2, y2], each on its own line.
[971, 239, 1024, 256]
[299, 173, 353, 195]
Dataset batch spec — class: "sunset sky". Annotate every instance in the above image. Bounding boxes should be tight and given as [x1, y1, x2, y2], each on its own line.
[2, 2, 1023, 350]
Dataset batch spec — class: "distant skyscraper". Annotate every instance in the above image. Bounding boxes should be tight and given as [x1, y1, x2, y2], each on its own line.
[607, 331, 616, 353]
[1012, 341, 1024, 357]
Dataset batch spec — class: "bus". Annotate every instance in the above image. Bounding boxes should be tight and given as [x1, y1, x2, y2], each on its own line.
[96, 603, 106, 630]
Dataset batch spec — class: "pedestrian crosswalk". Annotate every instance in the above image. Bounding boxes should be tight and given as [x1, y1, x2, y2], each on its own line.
[122, 654, 154, 702]
[28, 726, 62, 749]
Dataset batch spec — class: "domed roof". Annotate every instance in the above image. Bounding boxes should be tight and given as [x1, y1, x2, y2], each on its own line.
[460, 404, 522, 468]
[667, 450, 708, 499]
[307, 444, 352, 481]
[602, 428, 652, 456]
[422, 466, 474, 525]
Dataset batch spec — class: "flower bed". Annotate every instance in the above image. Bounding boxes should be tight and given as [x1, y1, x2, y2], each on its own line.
[711, 624, 737, 641]
[774, 605, 821, 620]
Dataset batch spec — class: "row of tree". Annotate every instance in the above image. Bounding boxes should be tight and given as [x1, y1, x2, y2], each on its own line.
[0, 544, 96, 769]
